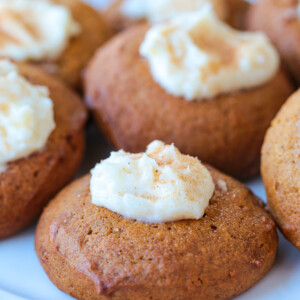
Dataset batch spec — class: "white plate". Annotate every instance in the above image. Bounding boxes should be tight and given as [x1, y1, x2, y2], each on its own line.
[0, 1, 299, 299]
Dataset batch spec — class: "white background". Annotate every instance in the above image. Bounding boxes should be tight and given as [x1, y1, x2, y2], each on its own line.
[0, 1, 299, 299]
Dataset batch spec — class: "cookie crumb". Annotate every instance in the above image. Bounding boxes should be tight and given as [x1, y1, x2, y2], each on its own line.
[217, 180, 227, 192]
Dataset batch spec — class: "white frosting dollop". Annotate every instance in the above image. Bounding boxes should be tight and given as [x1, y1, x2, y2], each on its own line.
[0, 0, 80, 61]
[121, 0, 228, 23]
[140, 5, 280, 100]
[90, 141, 215, 223]
[0, 60, 55, 171]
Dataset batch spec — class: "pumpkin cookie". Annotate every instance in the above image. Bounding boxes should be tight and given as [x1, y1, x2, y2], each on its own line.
[262, 89, 300, 250]
[247, 0, 300, 84]
[0, 0, 110, 89]
[84, 10, 293, 179]
[0, 60, 87, 239]
[36, 142, 278, 300]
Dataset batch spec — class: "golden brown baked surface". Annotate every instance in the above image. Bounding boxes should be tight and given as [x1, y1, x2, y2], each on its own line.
[104, 0, 249, 33]
[247, 0, 300, 84]
[261, 89, 300, 250]
[0, 63, 87, 239]
[35, 167, 278, 300]
[31, 0, 111, 89]
[84, 24, 293, 179]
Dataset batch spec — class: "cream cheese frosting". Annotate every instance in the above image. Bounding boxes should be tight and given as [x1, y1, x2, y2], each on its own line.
[121, 0, 228, 23]
[0, 0, 80, 61]
[0, 60, 55, 172]
[140, 4, 280, 100]
[90, 141, 215, 223]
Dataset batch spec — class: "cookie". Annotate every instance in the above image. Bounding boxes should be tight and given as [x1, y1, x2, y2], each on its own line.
[84, 24, 293, 179]
[0, 0, 110, 90]
[0, 63, 87, 239]
[261, 89, 300, 250]
[247, 0, 300, 84]
[42, 0, 111, 89]
[36, 167, 278, 300]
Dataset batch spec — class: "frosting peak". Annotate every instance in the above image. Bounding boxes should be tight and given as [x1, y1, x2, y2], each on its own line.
[140, 5, 279, 100]
[121, 0, 228, 23]
[90, 141, 215, 223]
[0, 60, 55, 172]
[0, 0, 80, 61]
